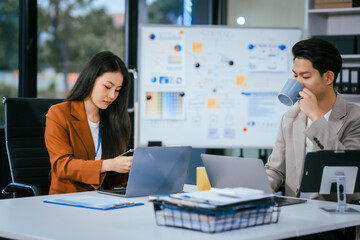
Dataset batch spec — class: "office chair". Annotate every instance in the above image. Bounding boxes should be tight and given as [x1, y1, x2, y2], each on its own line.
[2, 97, 63, 197]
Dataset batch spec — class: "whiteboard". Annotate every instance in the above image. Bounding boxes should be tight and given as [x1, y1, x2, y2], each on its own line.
[137, 25, 302, 148]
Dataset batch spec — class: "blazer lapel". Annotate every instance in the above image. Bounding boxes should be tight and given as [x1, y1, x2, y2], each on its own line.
[328, 94, 347, 135]
[69, 101, 95, 159]
[293, 110, 307, 187]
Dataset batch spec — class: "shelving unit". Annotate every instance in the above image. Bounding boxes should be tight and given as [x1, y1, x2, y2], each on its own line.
[305, 0, 360, 98]
[308, 7, 360, 16]
[305, 0, 360, 67]
[341, 54, 360, 67]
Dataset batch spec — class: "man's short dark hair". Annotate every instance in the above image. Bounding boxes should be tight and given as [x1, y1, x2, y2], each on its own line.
[292, 38, 342, 87]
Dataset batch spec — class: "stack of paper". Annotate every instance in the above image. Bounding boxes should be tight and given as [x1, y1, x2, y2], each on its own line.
[210, 187, 265, 199]
[165, 187, 272, 208]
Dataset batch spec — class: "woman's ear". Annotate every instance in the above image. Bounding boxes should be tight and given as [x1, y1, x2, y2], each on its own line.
[323, 71, 335, 86]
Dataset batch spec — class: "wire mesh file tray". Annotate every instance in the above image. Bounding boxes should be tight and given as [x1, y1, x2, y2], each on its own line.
[151, 196, 280, 233]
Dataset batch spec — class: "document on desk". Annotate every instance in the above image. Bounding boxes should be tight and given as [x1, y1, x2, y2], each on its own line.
[44, 195, 144, 210]
[164, 187, 273, 208]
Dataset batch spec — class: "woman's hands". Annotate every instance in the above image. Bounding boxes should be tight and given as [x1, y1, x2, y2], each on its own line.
[101, 156, 133, 173]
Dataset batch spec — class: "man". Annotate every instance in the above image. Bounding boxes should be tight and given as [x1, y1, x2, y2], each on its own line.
[265, 38, 360, 199]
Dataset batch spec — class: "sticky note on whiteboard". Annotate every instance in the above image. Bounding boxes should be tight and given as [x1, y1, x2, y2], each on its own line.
[207, 98, 218, 109]
[192, 42, 203, 53]
[236, 75, 247, 86]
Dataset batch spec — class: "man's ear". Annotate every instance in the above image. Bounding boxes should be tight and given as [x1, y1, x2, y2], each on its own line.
[323, 71, 335, 86]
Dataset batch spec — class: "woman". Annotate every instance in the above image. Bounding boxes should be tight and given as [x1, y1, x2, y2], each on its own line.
[45, 51, 132, 194]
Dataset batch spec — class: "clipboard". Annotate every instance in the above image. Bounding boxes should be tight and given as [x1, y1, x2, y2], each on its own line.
[44, 195, 144, 210]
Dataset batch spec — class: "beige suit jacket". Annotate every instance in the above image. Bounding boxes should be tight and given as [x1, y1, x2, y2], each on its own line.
[265, 94, 360, 198]
[45, 101, 127, 194]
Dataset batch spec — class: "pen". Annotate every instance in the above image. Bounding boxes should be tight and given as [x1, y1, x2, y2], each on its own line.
[119, 149, 134, 157]
[168, 197, 216, 209]
[113, 201, 135, 207]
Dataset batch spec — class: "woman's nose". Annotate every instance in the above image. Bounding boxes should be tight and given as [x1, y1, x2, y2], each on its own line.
[108, 90, 115, 99]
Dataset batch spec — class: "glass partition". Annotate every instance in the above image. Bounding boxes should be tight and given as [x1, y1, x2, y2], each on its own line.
[37, 0, 126, 98]
[0, 0, 19, 125]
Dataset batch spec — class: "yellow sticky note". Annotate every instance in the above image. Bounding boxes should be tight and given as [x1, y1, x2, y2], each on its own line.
[236, 75, 247, 86]
[192, 42, 203, 53]
[207, 98, 218, 109]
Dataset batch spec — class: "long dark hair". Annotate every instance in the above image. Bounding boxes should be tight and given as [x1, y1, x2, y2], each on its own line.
[66, 51, 131, 158]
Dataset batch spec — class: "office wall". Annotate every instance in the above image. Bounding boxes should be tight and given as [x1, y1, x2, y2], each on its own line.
[225, 0, 306, 158]
[227, 0, 305, 35]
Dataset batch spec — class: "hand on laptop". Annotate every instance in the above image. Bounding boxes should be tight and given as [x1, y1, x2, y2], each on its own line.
[101, 156, 133, 173]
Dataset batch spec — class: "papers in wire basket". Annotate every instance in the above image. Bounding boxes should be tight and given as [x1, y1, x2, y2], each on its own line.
[44, 195, 143, 210]
[155, 187, 273, 209]
[151, 187, 279, 233]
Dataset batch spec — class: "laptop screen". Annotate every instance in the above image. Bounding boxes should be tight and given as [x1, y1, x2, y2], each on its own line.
[201, 154, 273, 194]
[124, 146, 192, 197]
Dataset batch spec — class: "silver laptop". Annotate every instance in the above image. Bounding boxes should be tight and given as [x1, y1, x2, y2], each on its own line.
[201, 154, 306, 206]
[201, 154, 273, 193]
[98, 146, 192, 197]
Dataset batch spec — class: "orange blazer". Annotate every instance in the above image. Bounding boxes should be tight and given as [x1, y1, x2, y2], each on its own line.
[45, 100, 127, 194]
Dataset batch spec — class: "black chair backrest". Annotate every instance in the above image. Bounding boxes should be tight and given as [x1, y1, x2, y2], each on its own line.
[3, 97, 63, 195]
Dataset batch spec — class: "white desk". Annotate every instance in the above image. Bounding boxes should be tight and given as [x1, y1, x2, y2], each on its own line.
[1, 186, 360, 240]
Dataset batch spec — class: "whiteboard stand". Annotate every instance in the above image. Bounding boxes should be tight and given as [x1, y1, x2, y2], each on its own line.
[129, 69, 139, 149]
[134, 102, 139, 148]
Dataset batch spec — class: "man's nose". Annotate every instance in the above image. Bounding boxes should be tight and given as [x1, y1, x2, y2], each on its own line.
[296, 77, 303, 85]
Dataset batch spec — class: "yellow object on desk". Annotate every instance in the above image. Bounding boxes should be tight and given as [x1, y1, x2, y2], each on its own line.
[196, 167, 211, 191]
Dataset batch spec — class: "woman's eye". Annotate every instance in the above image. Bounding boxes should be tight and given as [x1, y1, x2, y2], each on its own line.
[104, 85, 111, 89]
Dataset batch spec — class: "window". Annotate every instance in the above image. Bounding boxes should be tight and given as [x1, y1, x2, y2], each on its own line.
[37, 0, 126, 98]
[142, 0, 212, 26]
[146, 0, 184, 25]
[0, 0, 19, 125]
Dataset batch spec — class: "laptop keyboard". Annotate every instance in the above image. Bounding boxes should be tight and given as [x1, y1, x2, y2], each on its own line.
[274, 196, 307, 207]
[97, 187, 127, 196]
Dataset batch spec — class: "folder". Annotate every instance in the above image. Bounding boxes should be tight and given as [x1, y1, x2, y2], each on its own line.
[44, 195, 144, 210]
[339, 67, 360, 94]
[350, 68, 359, 93]
[341, 68, 350, 93]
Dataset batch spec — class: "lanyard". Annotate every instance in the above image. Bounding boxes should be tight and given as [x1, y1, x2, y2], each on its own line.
[95, 127, 101, 158]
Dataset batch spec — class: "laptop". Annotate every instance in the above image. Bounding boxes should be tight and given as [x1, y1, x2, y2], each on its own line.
[300, 150, 360, 194]
[201, 154, 306, 207]
[98, 146, 192, 197]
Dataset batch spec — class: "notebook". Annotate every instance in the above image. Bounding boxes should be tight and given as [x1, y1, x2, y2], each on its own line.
[201, 154, 306, 207]
[98, 146, 192, 197]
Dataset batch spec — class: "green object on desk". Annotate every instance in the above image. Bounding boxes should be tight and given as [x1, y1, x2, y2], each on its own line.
[44, 195, 144, 210]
